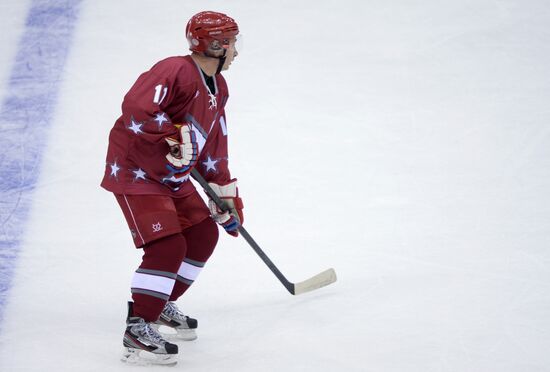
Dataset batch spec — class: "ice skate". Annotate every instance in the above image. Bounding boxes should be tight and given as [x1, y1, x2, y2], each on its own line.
[153, 301, 198, 341]
[121, 302, 178, 366]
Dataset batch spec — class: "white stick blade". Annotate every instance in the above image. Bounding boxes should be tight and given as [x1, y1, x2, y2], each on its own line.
[293, 268, 337, 295]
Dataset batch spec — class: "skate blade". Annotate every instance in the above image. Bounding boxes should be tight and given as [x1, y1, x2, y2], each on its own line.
[174, 328, 197, 341]
[157, 325, 198, 341]
[121, 347, 177, 366]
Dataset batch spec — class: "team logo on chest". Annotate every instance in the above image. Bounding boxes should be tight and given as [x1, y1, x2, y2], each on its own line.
[208, 92, 217, 110]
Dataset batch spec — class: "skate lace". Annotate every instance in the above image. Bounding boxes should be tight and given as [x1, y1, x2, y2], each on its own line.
[164, 301, 189, 322]
[136, 320, 166, 345]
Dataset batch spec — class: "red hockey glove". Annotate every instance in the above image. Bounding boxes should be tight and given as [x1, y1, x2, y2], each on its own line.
[207, 179, 244, 237]
[165, 124, 198, 173]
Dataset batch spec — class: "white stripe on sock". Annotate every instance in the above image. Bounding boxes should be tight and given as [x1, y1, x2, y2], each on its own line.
[131, 272, 175, 295]
[177, 261, 203, 281]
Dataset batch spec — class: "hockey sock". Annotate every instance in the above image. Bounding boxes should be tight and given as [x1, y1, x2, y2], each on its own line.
[131, 233, 187, 322]
[169, 218, 219, 301]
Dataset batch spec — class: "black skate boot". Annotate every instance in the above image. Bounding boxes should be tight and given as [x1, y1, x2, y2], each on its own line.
[153, 301, 198, 341]
[121, 301, 178, 365]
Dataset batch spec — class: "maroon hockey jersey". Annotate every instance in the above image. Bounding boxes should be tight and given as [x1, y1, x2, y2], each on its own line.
[101, 55, 233, 197]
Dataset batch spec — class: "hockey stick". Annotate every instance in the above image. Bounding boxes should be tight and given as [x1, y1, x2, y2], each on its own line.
[191, 168, 337, 295]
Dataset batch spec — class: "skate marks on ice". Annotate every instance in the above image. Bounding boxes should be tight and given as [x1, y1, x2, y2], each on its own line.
[0, 0, 83, 324]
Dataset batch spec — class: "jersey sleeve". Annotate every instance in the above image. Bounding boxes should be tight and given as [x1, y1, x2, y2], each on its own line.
[197, 109, 233, 184]
[119, 61, 182, 143]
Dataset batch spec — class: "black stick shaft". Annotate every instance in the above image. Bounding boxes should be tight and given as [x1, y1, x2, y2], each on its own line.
[190, 168, 295, 294]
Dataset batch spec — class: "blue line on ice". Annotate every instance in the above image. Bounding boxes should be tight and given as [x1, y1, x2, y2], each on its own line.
[0, 0, 82, 326]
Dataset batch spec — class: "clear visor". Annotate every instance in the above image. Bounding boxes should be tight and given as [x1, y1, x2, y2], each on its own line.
[208, 34, 242, 56]
[234, 34, 243, 53]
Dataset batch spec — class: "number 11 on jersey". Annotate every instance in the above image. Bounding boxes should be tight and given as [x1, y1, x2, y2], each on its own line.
[153, 84, 168, 104]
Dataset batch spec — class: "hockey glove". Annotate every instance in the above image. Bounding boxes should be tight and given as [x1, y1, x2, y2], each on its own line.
[165, 124, 198, 173]
[207, 179, 244, 237]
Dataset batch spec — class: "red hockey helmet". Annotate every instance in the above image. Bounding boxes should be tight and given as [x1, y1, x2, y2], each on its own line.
[186, 11, 239, 53]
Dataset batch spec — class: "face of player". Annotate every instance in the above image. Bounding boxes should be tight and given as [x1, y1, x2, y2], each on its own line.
[221, 37, 239, 71]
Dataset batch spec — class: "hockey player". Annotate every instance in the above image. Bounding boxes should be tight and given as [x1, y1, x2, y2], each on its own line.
[100, 11, 244, 365]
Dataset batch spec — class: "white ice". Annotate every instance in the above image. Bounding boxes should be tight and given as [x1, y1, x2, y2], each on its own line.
[1, 0, 550, 371]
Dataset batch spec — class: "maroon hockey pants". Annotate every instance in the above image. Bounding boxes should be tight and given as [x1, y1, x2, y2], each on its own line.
[131, 217, 219, 322]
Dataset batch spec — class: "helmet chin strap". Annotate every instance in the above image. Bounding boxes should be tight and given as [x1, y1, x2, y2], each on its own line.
[216, 55, 227, 75]
[205, 48, 227, 75]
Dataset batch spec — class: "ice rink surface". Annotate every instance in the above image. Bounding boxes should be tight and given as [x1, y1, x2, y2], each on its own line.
[1, 0, 549, 371]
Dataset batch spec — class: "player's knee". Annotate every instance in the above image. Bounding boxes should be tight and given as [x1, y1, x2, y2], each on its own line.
[142, 233, 188, 267]
[194, 217, 219, 254]
[181, 217, 219, 262]
[202, 217, 219, 246]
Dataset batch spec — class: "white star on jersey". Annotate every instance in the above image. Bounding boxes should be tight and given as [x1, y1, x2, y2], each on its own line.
[202, 155, 219, 173]
[109, 161, 120, 177]
[154, 113, 168, 129]
[128, 119, 144, 134]
[132, 168, 147, 181]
